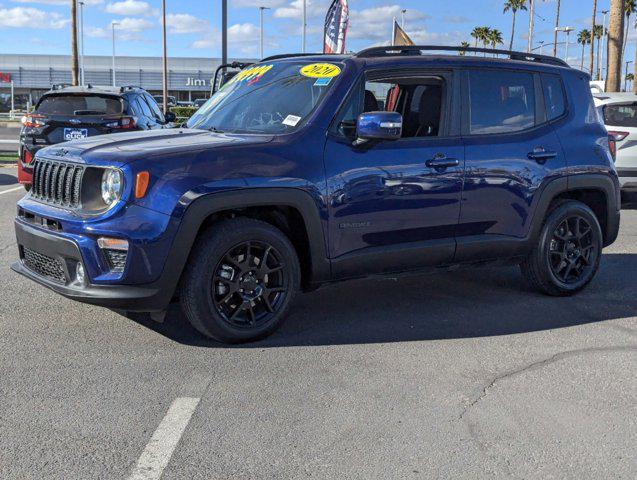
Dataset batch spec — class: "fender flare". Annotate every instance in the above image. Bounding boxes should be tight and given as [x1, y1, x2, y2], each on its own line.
[528, 173, 620, 247]
[155, 188, 331, 304]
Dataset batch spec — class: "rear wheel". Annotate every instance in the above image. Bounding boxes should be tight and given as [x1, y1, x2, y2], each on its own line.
[521, 200, 603, 296]
[181, 218, 300, 343]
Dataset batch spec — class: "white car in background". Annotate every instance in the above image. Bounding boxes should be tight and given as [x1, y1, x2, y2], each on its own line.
[594, 93, 637, 192]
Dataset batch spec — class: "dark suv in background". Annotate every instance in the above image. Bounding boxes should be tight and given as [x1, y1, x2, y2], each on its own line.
[18, 85, 175, 190]
[12, 46, 620, 343]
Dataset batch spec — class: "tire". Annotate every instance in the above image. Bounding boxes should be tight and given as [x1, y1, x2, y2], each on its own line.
[521, 200, 603, 296]
[180, 218, 300, 343]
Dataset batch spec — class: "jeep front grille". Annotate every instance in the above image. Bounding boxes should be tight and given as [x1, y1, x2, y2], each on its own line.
[22, 246, 66, 284]
[31, 159, 84, 208]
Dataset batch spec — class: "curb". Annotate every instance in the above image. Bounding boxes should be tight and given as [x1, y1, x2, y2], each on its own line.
[0, 122, 21, 129]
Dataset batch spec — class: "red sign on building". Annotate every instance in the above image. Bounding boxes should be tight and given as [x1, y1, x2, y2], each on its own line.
[0, 72, 11, 83]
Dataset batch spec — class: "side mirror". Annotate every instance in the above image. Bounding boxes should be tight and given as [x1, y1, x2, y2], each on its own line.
[355, 111, 402, 145]
[164, 111, 176, 123]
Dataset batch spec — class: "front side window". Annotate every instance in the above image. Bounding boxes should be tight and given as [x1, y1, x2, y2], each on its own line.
[468, 70, 535, 135]
[332, 72, 446, 139]
[144, 94, 165, 122]
[603, 103, 637, 127]
[187, 61, 343, 134]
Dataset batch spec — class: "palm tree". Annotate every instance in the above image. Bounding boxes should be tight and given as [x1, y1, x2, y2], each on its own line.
[552, 0, 562, 57]
[593, 24, 605, 80]
[590, 0, 598, 75]
[577, 29, 592, 70]
[626, 72, 634, 91]
[471, 26, 492, 55]
[470, 27, 481, 48]
[70, 0, 79, 86]
[459, 41, 470, 55]
[622, 0, 636, 64]
[489, 29, 504, 50]
[606, 0, 625, 92]
[503, 0, 527, 51]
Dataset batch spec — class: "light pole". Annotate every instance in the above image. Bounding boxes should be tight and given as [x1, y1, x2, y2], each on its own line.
[162, 0, 168, 114]
[537, 40, 545, 55]
[556, 26, 574, 64]
[528, 0, 535, 53]
[599, 9, 608, 80]
[625, 61, 633, 92]
[401, 9, 407, 29]
[222, 0, 227, 72]
[259, 6, 270, 59]
[111, 22, 119, 87]
[301, 0, 307, 53]
[78, 1, 85, 86]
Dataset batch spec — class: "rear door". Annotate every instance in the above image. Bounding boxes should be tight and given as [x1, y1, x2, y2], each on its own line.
[457, 68, 566, 261]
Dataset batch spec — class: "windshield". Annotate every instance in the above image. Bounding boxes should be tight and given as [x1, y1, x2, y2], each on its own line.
[187, 61, 343, 134]
[37, 95, 123, 116]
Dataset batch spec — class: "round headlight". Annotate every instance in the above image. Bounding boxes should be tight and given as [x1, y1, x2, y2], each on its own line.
[101, 169, 123, 206]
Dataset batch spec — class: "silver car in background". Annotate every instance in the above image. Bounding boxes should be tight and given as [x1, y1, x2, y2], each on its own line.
[595, 93, 637, 192]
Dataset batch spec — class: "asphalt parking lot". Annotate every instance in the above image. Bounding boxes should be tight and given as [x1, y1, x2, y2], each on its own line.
[0, 165, 635, 479]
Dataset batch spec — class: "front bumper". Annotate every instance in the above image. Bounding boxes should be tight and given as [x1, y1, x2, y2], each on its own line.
[12, 219, 171, 312]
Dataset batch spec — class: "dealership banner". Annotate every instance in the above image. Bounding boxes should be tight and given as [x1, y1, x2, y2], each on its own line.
[324, 0, 349, 54]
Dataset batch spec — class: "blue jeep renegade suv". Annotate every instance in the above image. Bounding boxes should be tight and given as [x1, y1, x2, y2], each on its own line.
[12, 46, 621, 343]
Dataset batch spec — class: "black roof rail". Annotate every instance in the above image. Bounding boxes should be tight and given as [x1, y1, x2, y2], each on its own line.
[260, 53, 326, 62]
[51, 83, 72, 90]
[120, 85, 143, 92]
[355, 45, 570, 67]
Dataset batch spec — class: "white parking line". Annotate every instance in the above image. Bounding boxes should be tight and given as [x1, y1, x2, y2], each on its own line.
[127, 397, 201, 480]
[0, 186, 23, 196]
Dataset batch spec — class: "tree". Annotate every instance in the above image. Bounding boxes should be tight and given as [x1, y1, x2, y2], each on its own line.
[590, 0, 598, 75]
[470, 26, 492, 55]
[470, 27, 482, 48]
[552, 0, 562, 57]
[622, 0, 636, 63]
[606, 0, 625, 92]
[593, 24, 605, 79]
[70, 0, 79, 86]
[626, 72, 634, 91]
[503, 0, 527, 51]
[459, 41, 470, 55]
[489, 29, 504, 50]
[577, 29, 592, 70]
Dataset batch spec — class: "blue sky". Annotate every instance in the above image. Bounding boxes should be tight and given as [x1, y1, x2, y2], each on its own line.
[0, 0, 628, 69]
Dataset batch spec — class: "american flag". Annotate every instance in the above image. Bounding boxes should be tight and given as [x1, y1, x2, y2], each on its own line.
[323, 0, 349, 54]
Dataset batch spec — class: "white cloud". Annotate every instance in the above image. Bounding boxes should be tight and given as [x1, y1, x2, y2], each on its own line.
[85, 16, 153, 41]
[165, 13, 209, 34]
[0, 6, 68, 28]
[105, 0, 150, 16]
[273, 0, 329, 20]
[232, 0, 287, 7]
[190, 22, 278, 56]
[347, 5, 428, 43]
[12, 0, 102, 4]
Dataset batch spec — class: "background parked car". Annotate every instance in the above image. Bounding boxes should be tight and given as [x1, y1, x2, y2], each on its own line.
[18, 85, 175, 190]
[594, 92, 637, 193]
[153, 95, 176, 108]
[193, 98, 208, 109]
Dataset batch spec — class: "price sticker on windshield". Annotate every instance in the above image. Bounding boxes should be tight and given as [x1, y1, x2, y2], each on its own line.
[300, 63, 341, 79]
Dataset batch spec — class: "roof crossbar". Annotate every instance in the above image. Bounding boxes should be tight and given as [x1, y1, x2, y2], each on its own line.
[355, 45, 569, 67]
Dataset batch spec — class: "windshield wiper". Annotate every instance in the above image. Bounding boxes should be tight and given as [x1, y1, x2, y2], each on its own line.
[208, 126, 225, 133]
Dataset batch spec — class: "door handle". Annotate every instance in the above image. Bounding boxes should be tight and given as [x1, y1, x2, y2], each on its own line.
[426, 155, 460, 170]
[528, 147, 557, 163]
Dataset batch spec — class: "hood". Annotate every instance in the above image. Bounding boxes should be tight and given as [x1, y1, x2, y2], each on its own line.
[37, 128, 274, 166]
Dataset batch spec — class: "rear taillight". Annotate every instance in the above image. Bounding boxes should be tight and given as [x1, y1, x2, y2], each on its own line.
[21, 114, 47, 128]
[607, 130, 629, 142]
[608, 135, 617, 162]
[107, 116, 137, 130]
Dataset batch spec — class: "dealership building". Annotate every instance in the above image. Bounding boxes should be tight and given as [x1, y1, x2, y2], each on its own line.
[0, 54, 254, 111]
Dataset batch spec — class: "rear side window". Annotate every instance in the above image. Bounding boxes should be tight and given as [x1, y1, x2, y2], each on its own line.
[468, 70, 535, 135]
[37, 95, 123, 116]
[542, 74, 566, 121]
[603, 103, 637, 127]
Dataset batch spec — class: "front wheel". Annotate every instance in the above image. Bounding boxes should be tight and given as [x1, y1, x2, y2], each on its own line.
[521, 200, 603, 296]
[180, 218, 300, 343]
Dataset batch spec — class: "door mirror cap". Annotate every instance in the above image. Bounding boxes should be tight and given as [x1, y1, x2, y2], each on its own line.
[355, 111, 402, 144]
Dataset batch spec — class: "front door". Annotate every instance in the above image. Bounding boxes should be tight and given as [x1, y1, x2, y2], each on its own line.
[324, 69, 464, 279]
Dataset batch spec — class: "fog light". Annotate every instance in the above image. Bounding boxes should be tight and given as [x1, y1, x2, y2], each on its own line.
[76, 262, 86, 284]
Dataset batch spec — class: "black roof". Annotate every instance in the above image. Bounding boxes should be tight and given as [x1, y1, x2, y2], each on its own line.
[47, 84, 146, 95]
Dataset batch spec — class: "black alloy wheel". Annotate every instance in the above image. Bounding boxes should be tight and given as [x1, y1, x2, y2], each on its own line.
[547, 215, 597, 285]
[211, 241, 288, 328]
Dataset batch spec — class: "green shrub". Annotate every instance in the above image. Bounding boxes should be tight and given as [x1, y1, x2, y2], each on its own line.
[170, 106, 198, 122]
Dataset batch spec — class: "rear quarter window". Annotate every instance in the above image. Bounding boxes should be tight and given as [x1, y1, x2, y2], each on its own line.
[37, 95, 123, 116]
[603, 103, 637, 127]
[541, 74, 566, 121]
